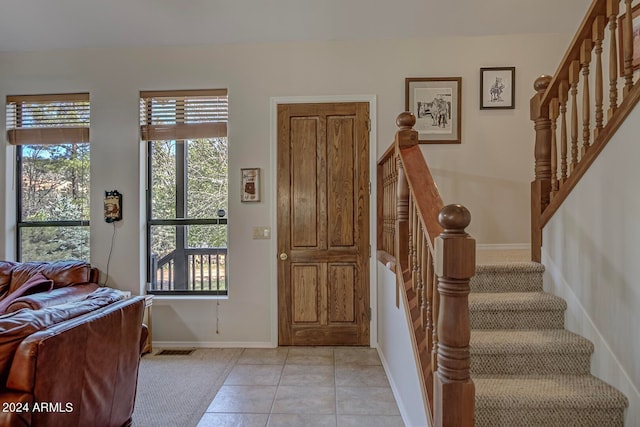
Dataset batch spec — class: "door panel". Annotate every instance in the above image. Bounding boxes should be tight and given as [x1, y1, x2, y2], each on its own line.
[328, 264, 355, 323]
[291, 118, 319, 248]
[328, 116, 355, 248]
[278, 102, 369, 346]
[292, 264, 321, 323]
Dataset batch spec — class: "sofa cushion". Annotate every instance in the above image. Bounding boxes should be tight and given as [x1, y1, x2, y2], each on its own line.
[8, 261, 92, 294]
[4, 283, 99, 314]
[0, 273, 54, 315]
[0, 288, 124, 386]
[0, 261, 17, 298]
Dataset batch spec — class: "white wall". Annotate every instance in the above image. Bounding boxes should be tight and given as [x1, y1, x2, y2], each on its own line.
[377, 263, 429, 427]
[0, 33, 571, 345]
[543, 102, 640, 424]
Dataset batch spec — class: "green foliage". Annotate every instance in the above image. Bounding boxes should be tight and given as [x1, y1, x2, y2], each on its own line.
[19, 143, 90, 262]
[149, 138, 228, 290]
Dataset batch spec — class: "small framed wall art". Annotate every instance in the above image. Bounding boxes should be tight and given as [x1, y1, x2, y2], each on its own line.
[480, 67, 515, 110]
[405, 77, 462, 144]
[241, 168, 260, 202]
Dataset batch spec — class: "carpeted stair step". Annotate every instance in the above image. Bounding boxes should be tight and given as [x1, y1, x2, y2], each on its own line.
[474, 374, 628, 427]
[470, 329, 593, 375]
[469, 292, 566, 329]
[472, 262, 544, 293]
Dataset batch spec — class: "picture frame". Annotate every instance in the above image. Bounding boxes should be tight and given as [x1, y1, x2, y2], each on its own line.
[480, 67, 515, 110]
[405, 77, 462, 144]
[241, 168, 260, 202]
[618, 4, 640, 75]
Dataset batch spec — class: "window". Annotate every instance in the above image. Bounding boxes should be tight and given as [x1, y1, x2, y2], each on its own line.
[141, 90, 228, 295]
[7, 93, 90, 262]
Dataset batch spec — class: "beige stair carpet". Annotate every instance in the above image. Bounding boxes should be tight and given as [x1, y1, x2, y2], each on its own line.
[470, 252, 628, 427]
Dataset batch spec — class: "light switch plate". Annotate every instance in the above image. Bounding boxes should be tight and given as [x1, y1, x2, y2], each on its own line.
[252, 226, 271, 239]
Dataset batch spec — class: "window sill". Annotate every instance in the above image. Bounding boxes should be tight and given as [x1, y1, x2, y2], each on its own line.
[148, 294, 229, 301]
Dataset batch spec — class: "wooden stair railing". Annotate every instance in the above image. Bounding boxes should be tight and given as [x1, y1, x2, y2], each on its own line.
[378, 112, 475, 427]
[531, 0, 640, 261]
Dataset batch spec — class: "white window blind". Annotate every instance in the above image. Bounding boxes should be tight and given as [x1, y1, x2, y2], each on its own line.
[6, 93, 90, 145]
[139, 89, 228, 141]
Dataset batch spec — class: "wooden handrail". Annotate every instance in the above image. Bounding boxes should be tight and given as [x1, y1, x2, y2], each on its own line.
[378, 112, 475, 427]
[531, 0, 640, 261]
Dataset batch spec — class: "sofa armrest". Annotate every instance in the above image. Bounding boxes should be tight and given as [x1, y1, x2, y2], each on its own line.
[5, 283, 99, 314]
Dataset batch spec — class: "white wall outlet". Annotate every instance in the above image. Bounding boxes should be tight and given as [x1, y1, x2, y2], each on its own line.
[252, 226, 271, 239]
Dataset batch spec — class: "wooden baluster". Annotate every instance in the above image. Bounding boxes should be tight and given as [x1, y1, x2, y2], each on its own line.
[550, 98, 559, 198]
[416, 224, 424, 314]
[530, 75, 552, 262]
[623, 0, 634, 96]
[425, 247, 434, 357]
[431, 268, 439, 375]
[423, 241, 433, 409]
[396, 156, 409, 271]
[392, 158, 397, 256]
[607, 0, 619, 118]
[569, 61, 580, 171]
[581, 39, 592, 155]
[593, 16, 605, 139]
[433, 204, 475, 427]
[559, 81, 569, 185]
[409, 196, 416, 291]
[420, 233, 427, 328]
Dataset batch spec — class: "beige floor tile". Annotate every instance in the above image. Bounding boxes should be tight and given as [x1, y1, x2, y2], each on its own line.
[207, 385, 277, 413]
[334, 347, 381, 366]
[268, 414, 337, 427]
[286, 347, 334, 365]
[336, 387, 400, 416]
[272, 386, 336, 414]
[335, 365, 389, 387]
[280, 364, 335, 387]
[237, 348, 289, 365]
[224, 364, 284, 386]
[197, 413, 269, 427]
[337, 414, 405, 427]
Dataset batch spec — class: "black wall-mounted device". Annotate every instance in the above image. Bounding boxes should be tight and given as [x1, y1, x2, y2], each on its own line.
[104, 190, 123, 223]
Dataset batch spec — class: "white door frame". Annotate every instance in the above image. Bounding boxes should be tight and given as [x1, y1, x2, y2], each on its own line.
[269, 95, 378, 347]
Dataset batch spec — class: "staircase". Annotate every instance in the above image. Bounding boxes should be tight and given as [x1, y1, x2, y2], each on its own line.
[470, 252, 628, 426]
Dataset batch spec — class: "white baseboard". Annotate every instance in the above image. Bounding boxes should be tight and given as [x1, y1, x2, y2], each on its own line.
[152, 341, 275, 349]
[476, 243, 529, 251]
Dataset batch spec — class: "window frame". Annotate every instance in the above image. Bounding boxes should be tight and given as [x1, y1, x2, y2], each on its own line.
[8, 93, 91, 262]
[141, 89, 229, 296]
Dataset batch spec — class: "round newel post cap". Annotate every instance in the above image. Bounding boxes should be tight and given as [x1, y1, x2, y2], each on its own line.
[534, 75, 552, 94]
[438, 204, 471, 232]
[396, 112, 416, 130]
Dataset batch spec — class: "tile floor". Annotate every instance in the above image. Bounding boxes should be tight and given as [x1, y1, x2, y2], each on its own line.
[197, 347, 406, 427]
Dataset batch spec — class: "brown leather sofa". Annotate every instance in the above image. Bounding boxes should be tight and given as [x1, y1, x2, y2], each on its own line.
[0, 261, 148, 427]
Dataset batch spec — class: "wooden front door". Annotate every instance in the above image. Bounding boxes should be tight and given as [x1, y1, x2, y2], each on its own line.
[277, 102, 370, 346]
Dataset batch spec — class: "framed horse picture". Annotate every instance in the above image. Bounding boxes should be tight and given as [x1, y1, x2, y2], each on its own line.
[480, 67, 515, 110]
[405, 77, 462, 144]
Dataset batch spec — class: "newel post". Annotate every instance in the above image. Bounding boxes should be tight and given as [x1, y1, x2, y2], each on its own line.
[394, 112, 418, 274]
[530, 75, 552, 262]
[433, 204, 475, 427]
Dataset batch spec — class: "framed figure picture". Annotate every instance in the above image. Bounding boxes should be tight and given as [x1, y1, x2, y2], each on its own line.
[405, 77, 462, 144]
[480, 67, 515, 109]
[241, 168, 260, 202]
[618, 3, 640, 75]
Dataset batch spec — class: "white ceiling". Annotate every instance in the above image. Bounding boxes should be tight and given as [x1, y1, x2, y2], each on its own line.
[0, 0, 592, 53]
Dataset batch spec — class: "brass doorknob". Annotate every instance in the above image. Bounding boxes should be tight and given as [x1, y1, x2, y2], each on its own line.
[279, 252, 288, 261]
